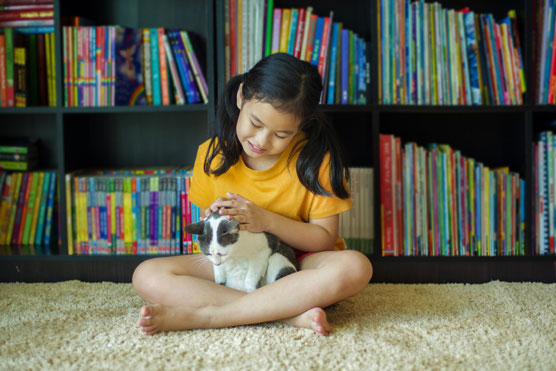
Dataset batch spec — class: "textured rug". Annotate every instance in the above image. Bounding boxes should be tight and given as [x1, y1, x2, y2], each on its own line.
[1, 280, 555, 370]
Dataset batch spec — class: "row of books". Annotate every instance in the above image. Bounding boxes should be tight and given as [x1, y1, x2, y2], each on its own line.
[534, 131, 556, 255]
[536, 1, 556, 104]
[340, 167, 374, 255]
[379, 134, 526, 257]
[0, 170, 57, 248]
[0, 1, 53, 29]
[65, 168, 204, 255]
[62, 26, 208, 107]
[0, 137, 39, 171]
[223, 1, 370, 105]
[0, 27, 56, 107]
[379, 0, 525, 105]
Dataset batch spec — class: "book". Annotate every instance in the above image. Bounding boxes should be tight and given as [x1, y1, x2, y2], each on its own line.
[114, 27, 146, 106]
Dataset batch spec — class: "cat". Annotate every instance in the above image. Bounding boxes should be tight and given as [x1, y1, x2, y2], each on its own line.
[184, 210, 299, 293]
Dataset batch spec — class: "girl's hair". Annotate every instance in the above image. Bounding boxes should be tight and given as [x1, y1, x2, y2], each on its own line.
[205, 52, 350, 199]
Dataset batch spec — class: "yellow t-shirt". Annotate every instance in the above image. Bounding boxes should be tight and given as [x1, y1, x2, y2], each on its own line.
[188, 134, 353, 251]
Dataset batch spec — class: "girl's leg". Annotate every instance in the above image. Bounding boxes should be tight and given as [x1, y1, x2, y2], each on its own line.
[132, 254, 245, 308]
[136, 250, 373, 335]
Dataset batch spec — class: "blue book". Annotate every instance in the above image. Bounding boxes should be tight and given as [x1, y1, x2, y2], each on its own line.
[464, 11, 481, 105]
[150, 28, 162, 106]
[287, 8, 298, 55]
[170, 30, 201, 104]
[341, 29, 349, 104]
[115, 28, 146, 106]
[43, 172, 57, 250]
[486, 15, 505, 105]
[310, 17, 324, 66]
[327, 22, 339, 104]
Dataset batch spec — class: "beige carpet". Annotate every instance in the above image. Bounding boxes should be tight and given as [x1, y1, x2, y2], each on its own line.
[1, 281, 555, 371]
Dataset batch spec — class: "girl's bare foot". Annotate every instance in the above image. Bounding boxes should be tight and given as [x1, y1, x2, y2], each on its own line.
[138, 304, 330, 336]
[138, 304, 207, 335]
[283, 307, 331, 336]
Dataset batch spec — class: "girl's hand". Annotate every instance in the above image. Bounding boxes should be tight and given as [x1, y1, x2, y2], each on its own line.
[212, 192, 270, 233]
[205, 196, 231, 218]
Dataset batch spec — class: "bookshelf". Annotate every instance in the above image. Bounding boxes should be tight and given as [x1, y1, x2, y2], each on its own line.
[1, 0, 555, 283]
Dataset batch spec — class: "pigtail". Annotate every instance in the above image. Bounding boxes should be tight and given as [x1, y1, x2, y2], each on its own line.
[294, 112, 350, 199]
[204, 75, 244, 175]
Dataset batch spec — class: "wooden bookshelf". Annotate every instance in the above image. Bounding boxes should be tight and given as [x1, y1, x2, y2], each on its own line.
[1, 0, 556, 283]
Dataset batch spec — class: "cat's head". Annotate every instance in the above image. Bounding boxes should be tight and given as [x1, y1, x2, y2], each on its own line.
[184, 211, 240, 265]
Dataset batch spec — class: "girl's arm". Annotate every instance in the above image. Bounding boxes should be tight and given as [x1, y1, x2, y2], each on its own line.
[208, 192, 338, 252]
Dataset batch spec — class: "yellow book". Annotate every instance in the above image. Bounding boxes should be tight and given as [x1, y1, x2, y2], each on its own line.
[6, 173, 23, 245]
[29, 172, 45, 245]
[78, 177, 89, 254]
[0, 174, 13, 244]
[65, 173, 74, 254]
[279, 9, 291, 53]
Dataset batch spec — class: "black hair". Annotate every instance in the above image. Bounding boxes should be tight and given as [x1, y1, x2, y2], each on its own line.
[205, 53, 350, 199]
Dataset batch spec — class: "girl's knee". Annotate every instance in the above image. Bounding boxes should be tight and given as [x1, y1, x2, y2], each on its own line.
[336, 250, 373, 291]
[132, 259, 161, 299]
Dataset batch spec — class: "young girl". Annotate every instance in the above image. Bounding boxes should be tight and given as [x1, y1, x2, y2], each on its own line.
[133, 53, 373, 336]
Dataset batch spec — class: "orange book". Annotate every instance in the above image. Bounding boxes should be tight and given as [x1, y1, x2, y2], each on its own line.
[157, 28, 170, 105]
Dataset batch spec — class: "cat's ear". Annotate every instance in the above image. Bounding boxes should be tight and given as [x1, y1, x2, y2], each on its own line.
[184, 220, 205, 235]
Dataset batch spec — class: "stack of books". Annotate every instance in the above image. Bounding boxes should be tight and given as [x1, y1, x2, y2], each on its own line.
[0, 170, 57, 251]
[534, 131, 556, 255]
[380, 134, 525, 257]
[0, 137, 38, 171]
[65, 167, 204, 255]
[340, 167, 374, 255]
[536, 1, 556, 104]
[224, 2, 370, 105]
[62, 26, 208, 107]
[379, 0, 525, 105]
[0, 1, 56, 107]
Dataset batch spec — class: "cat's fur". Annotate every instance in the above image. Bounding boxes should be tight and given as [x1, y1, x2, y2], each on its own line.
[184, 211, 299, 293]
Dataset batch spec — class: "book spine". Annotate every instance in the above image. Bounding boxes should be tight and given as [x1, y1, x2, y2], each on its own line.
[293, 7, 305, 58]
[157, 28, 170, 105]
[4, 27, 14, 106]
[0, 34, 6, 107]
[279, 8, 290, 53]
[271, 8, 281, 54]
[142, 28, 152, 105]
[180, 31, 208, 103]
[28, 171, 44, 244]
[150, 28, 161, 106]
[162, 33, 185, 105]
[286, 8, 298, 55]
[42, 171, 56, 248]
[310, 17, 324, 67]
[172, 30, 200, 103]
[379, 134, 395, 256]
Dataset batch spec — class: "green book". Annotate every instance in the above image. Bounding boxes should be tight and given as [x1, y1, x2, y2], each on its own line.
[264, 0, 274, 57]
[22, 172, 39, 245]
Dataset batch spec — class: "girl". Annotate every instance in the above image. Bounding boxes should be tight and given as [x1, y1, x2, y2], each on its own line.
[133, 53, 373, 336]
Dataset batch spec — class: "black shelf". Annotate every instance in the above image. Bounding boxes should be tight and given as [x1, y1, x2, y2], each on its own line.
[1, 0, 555, 283]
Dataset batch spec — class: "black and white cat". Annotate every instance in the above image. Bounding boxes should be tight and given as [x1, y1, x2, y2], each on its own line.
[184, 211, 299, 293]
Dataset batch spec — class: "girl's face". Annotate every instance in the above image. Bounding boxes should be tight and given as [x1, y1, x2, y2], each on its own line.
[236, 87, 301, 170]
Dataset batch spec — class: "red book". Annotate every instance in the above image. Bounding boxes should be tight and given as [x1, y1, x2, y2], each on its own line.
[0, 34, 6, 107]
[229, 0, 237, 77]
[292, 7, 305, 59]
[317, 12, 333, 78]
[394, 137, 403, 256]
[379, 134, 395, 256]
[304, 14, 318, 62]
[0, 8, 53, 21]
